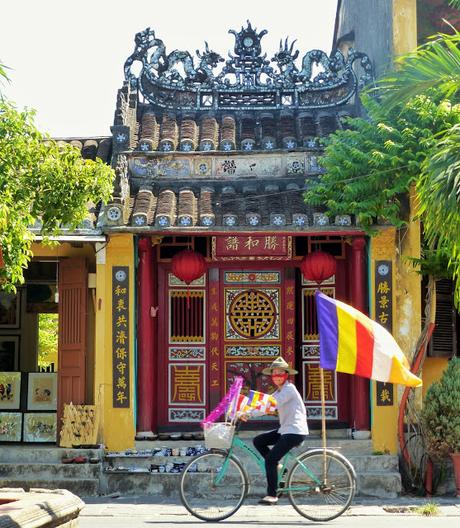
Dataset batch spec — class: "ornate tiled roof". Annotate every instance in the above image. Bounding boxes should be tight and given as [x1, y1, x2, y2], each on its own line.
[55, 137, 112, 162]
[100, 178, 356, 231]
[50, 23, 372, 234]
[128, 108, 349, 153]
[110, 21, 372, 155]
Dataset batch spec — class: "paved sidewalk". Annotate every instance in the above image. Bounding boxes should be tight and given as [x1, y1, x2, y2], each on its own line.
[80, 495, 460, 527]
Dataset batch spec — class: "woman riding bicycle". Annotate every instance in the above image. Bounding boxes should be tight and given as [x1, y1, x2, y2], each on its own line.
[243, 357, 309, 505]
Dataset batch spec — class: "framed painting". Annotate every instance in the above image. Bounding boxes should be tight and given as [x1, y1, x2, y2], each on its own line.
[0, 372, 21, 410]
[0, 292, 20, 329]
[0, 336, 19, 371]
[23, 412, 57, 443]
[27, 373, 57, 411]
[0, 412, 22, 442]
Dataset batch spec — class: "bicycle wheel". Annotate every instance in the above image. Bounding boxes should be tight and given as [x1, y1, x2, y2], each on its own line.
[180, 450, 248, 521]
[287, 449, 356, 522]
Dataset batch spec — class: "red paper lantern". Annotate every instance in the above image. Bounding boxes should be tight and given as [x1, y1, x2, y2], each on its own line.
[300, 251, 336, 284]
[171, 249, 207, 285]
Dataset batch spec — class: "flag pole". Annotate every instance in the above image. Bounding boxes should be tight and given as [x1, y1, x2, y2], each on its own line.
[320, 366, 327, 483]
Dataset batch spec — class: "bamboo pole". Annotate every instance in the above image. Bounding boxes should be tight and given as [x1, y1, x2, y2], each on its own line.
[320, 367, 327, 484]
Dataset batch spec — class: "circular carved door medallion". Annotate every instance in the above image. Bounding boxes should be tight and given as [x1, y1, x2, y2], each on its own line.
[229, 289, 277, 338]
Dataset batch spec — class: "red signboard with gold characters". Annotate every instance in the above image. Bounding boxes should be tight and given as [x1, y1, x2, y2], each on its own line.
[212, 236, 292, 260]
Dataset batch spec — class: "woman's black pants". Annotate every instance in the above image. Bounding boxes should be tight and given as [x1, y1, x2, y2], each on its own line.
[253, 429, 306, 497]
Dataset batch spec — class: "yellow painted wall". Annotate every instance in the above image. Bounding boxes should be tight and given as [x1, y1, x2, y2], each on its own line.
[370, 228, 399, 454]
[368, 0, 421, 456]
[94, 234, 136, 450]
[392, 0, 417, 57]
[422, 357, 449, 399]
[31, 242, 96, 259]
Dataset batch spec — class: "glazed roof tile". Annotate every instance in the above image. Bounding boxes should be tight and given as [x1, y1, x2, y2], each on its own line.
[100, 180, 356, 231]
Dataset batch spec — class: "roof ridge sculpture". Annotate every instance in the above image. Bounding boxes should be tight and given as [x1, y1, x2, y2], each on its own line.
[123, 21, 373, 112]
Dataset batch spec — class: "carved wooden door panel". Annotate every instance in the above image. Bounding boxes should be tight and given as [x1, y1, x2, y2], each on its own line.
[299, 271, 351, 426]
[220, 269, 296, 396]
[157, 266, 208, 426]
[58, 257, 87, 420]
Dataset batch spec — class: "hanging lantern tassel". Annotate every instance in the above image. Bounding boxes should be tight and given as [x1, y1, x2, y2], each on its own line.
[171, 249, 207, 310]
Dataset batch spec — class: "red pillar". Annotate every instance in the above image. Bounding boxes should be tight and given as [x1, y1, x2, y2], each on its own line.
[350, 237, 370, 430]
[137, 237, 155, 433]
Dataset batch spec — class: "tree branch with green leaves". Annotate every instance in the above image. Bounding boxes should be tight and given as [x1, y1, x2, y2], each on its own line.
[0, 99, 114, 290]
[306, 28, 460, 305]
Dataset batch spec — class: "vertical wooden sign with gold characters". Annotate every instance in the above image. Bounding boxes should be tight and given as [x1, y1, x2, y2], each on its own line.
[375, 261, 394, 406]
[112, 266, 130, 408]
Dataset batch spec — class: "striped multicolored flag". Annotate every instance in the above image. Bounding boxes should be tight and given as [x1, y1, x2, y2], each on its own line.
[234, 390, 277, 414]
[315, 291, 422, 387]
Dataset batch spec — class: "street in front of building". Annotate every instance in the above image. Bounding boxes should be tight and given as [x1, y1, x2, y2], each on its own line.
[80, 496, 460, 528]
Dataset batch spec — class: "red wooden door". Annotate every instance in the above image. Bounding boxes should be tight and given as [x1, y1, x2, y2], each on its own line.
[58, 257, 87, 416]
[157, 265, 208, 427]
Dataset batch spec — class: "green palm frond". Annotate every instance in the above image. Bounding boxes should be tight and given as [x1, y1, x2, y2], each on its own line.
[375, 32, 460, 108]
[417, 122, 460, 303]
[0, 62, 10, 82]
[449, 0, 460, 9]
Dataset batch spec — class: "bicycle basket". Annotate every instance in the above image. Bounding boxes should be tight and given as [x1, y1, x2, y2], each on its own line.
[203, 422, 235, 449]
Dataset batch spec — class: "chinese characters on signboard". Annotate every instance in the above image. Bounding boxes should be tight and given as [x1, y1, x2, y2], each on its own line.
[212, 236, 292, 260]
[375, 261, 394, 406]
[112, 267, 130, 408]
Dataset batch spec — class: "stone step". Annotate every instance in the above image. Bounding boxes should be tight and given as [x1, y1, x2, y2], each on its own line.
[0, 446, 103, 464]
[0, 462, 101, 479]
[102, 469, 402, 499]
[133, 438, 373, 455]
[103, 453, 398, 473]
[357, 472, 402, 499]
[0, 478, 100, 496]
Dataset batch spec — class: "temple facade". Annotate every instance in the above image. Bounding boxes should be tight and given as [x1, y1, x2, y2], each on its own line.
[5, 3, 455, 453]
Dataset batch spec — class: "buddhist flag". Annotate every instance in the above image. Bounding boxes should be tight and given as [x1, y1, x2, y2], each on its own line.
[234, 391, 277, 414]
[247, 390, 277, 414]
[315, 291, 422, 387]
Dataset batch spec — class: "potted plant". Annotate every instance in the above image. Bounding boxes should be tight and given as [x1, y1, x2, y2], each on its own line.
[421, 358, 460, 496]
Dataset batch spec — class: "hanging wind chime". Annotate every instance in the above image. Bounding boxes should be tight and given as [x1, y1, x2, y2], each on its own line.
[171, 249, 207, 308]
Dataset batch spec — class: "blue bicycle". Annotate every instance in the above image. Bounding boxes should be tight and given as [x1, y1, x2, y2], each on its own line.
[180, 421, 357, 522]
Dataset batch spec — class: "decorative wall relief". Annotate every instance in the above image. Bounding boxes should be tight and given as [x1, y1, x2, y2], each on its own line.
[224, 271, 281, 284]
[226, 361, 274, 394]
[129, 157, 192, 179]
[215, 157, 281, 178]
[123, 22, 373, 111]
[169, 347, 206, 360]
[169, 363, 205, 406]
[168, 408, 205, 422]
[225, 288, 280, 340]
[225, 345, 280, 358]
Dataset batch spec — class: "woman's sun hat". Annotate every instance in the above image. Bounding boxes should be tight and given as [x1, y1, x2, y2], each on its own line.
[262, 357, 298, 375]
